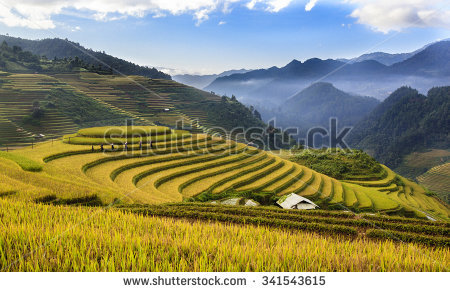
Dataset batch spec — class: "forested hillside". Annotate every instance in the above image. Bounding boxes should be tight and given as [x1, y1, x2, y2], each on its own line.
[257, 82, 379, 139]
[348, 86, 450, 168]
[0, 35, 170, 79]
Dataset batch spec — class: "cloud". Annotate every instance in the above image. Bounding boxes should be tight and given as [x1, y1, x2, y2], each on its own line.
[218, 21, 227, 25]
[0, 0, 294, 29]
[345, 0, 450, 33]
[305, 0, 318, 11]
[246, 0, 294, 12]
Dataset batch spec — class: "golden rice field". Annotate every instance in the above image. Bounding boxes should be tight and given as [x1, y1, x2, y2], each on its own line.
[0, 125, 449, 272]
[0, 198, 448, 272]
[1, 125, 448, 221]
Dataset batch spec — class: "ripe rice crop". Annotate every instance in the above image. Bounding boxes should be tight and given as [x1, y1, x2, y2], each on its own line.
[0, 151, 43, 172]
[0, 198, 447, 272]
[77, 126, 172, 137]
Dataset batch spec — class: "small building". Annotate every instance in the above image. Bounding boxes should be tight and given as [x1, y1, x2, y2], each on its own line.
[277, 193, 319, 210]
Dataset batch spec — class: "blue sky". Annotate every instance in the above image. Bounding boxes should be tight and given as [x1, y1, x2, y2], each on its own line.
[0, 0, 449, 74]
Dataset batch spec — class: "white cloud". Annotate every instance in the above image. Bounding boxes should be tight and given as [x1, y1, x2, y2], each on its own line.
[305, 0, 318, 11]
[0, 0, 294, 29]
[345, 0, 450, 33]
[218, 20, 227, 25]
[2, 0, 448, 32]
[265, 0, 294, 12]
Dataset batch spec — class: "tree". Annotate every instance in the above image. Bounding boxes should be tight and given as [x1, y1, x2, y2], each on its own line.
[231, 95, 237, 102]
[254, 109, 262, 120]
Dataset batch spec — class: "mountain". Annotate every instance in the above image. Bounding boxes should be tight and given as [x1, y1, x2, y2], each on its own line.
[281, 82, 379, 127]
[256, 82, 379, 142]
[205, 40, 450, 104]
[392, 41, 450, 76]
[0, 35, 170, 80]
[0, 41, 273, 148]
[338, 52, 413, 66]
[337, 39, 450, 66]
[347, 86, 450, 168]
[173, 69, 250, 89]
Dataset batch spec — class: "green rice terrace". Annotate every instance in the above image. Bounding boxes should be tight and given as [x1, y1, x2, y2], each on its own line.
[0, 71, 262, 148]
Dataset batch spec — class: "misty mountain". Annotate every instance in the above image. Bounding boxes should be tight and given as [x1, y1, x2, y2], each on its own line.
[257, 82, 379, 140]
[173, 69, 250, 89]
[392, 41, 450, 76]
[0, 35, 170, 80]
[205, 40, 450, 104]
[338, 52, 413, 66]
[337, 38, 449, 66]
[347, 86, 450, 168]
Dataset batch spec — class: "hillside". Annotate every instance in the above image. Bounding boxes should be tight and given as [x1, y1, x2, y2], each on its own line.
[205, 40, 450, 104]
[0, 35, 170, 79]
[417, 163, 450, 202]
[269, 82, 379, 135]
[0, 70, 268, 147]
[0, 126, 444, 221]
[0, 127, 448, 272]
[0, 42, 267, 148]
[392, 41, 450, 76]
[347, 86, 450, 169]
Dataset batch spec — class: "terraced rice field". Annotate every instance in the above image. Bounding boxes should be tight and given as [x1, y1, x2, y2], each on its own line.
[0, 74, 81, 145]
[4, 125, 448, 221]
[0, 71, 226, 148]
[417, 163, 450, 199]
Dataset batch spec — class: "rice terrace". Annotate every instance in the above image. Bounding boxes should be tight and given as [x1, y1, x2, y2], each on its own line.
[0, 2, 449, 279]
[0, 123, 449, 272]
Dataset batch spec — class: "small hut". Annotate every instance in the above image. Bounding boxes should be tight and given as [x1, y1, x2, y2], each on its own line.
[277, 193, 319, 210]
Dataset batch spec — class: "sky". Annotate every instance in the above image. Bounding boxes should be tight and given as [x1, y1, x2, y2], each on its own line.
[0, 0, 449, 75]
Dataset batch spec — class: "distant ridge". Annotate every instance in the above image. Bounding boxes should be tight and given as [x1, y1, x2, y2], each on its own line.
[173, 69, 250, 89]
[205, 40, 450, 103]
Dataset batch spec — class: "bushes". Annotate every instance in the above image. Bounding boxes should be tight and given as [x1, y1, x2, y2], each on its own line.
[35, 194, 104, 206]
[0, 151, 42, 172]
[290, 149, 382, 180]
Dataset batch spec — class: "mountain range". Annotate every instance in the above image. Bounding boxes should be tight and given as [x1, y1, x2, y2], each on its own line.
[337, 38, 449, 65]
[205, 40, 450, 105]
[173, 69, 250, 89]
